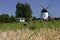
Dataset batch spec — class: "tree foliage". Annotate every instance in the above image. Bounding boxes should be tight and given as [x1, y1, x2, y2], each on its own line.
[16, 2, 32, 18]
[0, 14, 9, 23]
[32, 16, 37, 20]
[9, 15, 18, 22]
[54, 17, 60, 20]
[0, 14, 18, 23]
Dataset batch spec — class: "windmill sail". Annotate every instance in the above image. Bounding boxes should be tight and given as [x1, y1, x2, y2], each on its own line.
[46, 3, 53, 9]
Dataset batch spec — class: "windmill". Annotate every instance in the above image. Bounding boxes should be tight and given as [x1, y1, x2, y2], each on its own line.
[37, 1, 53, 20]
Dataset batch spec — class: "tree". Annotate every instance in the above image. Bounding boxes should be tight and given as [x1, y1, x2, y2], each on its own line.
[0, 15, 2, 23]
[54, 17, 60, 21]
[0, 13, 18, 23]
[16, 2, 24, 18]
[0, 14, 9, 23]
[16, 2, 32, 18]
[23, 3, 32, 18]
[9, 15, 18, 22]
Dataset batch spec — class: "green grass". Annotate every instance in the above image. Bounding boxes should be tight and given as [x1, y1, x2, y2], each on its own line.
[0, 20, 60, 30]
[0, 22, 24, 30]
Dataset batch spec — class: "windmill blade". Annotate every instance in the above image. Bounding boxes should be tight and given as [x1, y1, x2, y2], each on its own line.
[48, 12, 53, 18]
[37, 2, 45, 9]
[34, 0, 45, 9]
[46, 2, 53, 9]
[40, 13, 43, 19]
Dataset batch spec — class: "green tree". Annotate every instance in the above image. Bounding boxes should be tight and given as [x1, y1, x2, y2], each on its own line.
[9, 15, 18, 22]
[23, 3, 32, 18]
[0, 15, 2, 23]
[16, 2, 24, 18]
[16, 2, 32, 19]
[1, 14, 9, 23]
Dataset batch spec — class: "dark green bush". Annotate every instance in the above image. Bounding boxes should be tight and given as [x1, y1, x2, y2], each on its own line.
[25, 18, 30, 22]
[51, 20, 56, 23]
[0, 14, 9, 23]
[39, 20, 43, 23]
[0, 14, 18, 23]
[9, 15, 18, 22]
[23, 24, 27, 26]
[29, 26, 36, 30]
[32, 17, 37, 20]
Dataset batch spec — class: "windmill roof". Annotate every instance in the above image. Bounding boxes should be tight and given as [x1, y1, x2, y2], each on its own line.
[41, 9, 48, 13]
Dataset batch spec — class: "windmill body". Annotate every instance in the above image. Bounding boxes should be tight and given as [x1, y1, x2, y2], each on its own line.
[41, 12, 48, 19]
[41, 9, 48, 20]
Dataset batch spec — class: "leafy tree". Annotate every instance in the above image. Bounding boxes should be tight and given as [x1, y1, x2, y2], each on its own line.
[9, 15, 18, 22]
[0, 14, 9, 23]
[16, 2, 32, 18]
[0, 15, 2, 23]
[16, 2, 24, 18]
[23, 3, 32, 18]
[54, 17, 60, 20]
[0, 13, 18, 23]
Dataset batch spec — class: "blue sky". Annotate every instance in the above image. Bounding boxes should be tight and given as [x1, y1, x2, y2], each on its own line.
[0, 0, 60, 18]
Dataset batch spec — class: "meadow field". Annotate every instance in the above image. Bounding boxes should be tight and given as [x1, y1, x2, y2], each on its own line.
[0, 20, 60, 40]
[0, 20, 60, 30]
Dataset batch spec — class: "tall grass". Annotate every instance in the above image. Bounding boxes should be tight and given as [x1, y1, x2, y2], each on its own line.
[0, 22, 23, 30]
[0, 20, 60, 40]
[0, 20, 60, 30]
[0, 27, 60, 40]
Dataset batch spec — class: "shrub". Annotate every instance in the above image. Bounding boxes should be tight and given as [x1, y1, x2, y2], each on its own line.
[32, 17, 37, 20]
[51, 20, 56, 23]
[25, 18, 30, 22]
[29, 26, 36, 30]
[9, 15, 18, 22]
[0, 14, 18, 23]
[0, 14, 9, 23]
[23, 23, 28, 26]
[39, 20, 43, 23]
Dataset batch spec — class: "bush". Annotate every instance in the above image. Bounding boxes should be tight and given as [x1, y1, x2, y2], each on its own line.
[38, 18, 41, 20]
[39, 20, 43, 23]
[32, 17, 37, 20]
[48, 16, 53, 21]
[51, 20, 56, 23]
[0, 14, 9, 23]
[29, 26, 36, 30]
[25, 18, 30, 22]
[0, 14, 18, 23]
[23, 23, 27, 26]
[9, 15, 18, 22]
[54, 17, 60, 21]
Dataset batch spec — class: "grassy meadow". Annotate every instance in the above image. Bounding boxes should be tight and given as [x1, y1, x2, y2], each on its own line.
[0, 20, 60, 30]
[0, 20, 60, 40]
